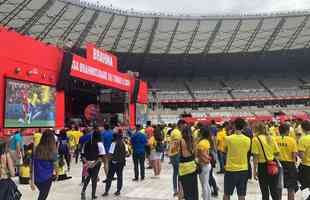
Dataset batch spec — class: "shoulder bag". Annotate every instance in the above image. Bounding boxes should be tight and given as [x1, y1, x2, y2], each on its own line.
[257, 136, 279, 176]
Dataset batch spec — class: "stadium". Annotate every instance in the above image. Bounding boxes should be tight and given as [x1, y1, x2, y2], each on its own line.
[1, 1, 310, 200]
[1, 0, 309, 124]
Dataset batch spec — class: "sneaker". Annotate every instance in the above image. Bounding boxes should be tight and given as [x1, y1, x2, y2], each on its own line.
[216, 170, 224, 174]
[102, 192, 109, 197]
[91, 196, 97, 199]
[211, 191, 218, 197]
[141, 177, 145, 181]
[173, 192, 178, 197]
[114, 191, 121, 196]
[132, 178, 139, 181]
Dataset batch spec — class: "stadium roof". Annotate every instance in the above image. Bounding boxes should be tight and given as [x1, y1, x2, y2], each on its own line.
[2, 0, 310, 54]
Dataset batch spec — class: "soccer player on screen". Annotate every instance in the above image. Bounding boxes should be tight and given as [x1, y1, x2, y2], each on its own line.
[18, 90, 30, 125]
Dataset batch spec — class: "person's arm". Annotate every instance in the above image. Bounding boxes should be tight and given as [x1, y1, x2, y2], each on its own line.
[253, 154, 259, 180]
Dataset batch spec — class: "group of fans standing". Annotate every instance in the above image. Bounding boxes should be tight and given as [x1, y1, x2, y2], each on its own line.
[0, 118, 310, 200]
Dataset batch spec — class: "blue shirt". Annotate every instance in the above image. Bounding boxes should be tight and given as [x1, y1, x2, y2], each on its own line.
[79, 133, 92, 144]
[10, 133, 22, 151]
[210, 125, 218, 137]
[101, 130, 113, 152]
[131, 131, 147, 155]
[33, 157, 56, 183]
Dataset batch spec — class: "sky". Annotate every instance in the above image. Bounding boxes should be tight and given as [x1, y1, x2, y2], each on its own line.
[86, 0, 310, 15]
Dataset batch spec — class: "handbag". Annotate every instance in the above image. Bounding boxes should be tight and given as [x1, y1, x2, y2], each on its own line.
[257, 136, 279, 176]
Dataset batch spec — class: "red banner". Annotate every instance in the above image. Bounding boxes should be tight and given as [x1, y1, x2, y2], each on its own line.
[137, 80, 148, 104]
[70, 55, 130, 91]
[86, 43, 118, 70]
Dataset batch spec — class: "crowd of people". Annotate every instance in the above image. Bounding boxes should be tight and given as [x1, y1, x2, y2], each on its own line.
[0, 118, 309, 200]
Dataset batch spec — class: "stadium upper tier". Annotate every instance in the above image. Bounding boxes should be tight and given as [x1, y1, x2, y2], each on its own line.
[2, 0, 310, 54]
[148, 75, 310, 101]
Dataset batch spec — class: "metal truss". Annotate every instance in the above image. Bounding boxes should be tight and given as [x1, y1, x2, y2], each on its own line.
[283, 16, 309, 50]
[128, 17, 143, 53]
[165, 20, 180, 54]
[37, 3, 69, 40]
[96, 13, 115, 47]
[184, 20, 200, 54]
[18, 0, 55, 34]
[73, 11, 99, 48]
[223, 19, 242, 53]
[59, 7, 86, 42]
[261, 17, 286, 52]
[0, 0, 32, 26]
[203, 19, 222, 55]
[143, 18, 159, 54]
[243, 18, 264, 52]
[111, 15, 129, 51]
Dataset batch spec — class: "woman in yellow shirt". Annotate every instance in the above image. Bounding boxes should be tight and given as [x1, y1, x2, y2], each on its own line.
[252, 122, 280, 200]
[149, 127, 164, 178]
[197, 126, 212, 200]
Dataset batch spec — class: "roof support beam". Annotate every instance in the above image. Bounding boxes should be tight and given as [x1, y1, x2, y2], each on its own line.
[223, 19, 242, 53]
[203, 19, 222, 55]
[128, 17, 143, 53]
[73, 11, 99, 48]
[184, 20, 200, 54]
[111, 15, 129, 51]
[59, 8, 86, 42]
[18, 0, 55, 34]
[164, 20, 180, 54]
[243, 18, 264, 52]
[284, 16, 309, 50]
[138, 18, 159, 73]
[143, 18, 159, 54]
[96, 14, 115, 47]
[0, 0, 32, 26]
[37, 3, 69, 40]
[261, 17, 286, 52]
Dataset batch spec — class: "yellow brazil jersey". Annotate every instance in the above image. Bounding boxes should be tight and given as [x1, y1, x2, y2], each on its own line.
[224, 133, 251, 172]
[216, 129, 227, 153]
[33, 132, 42, 146]
[252, 135, 279, 163]
[29, 93, 40, 106]
[169, 128, 182, 156]
[197, 139, 210, 151]
[72, 131, 83, 146]
[275, 136, 297, 162]
[193, 129, 200, 140]
[66, 130, 76, 148]
[149, 136, 156, 150]
[19, 165, 30, 178]
[41, 86, 50, 104]
[269, 126, 279, 137]
[298, 135, 310, 167]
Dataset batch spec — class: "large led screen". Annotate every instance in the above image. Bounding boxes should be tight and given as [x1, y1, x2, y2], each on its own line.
[5, 79, 56, 128]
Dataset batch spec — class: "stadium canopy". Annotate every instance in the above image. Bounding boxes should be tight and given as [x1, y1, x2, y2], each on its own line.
[1, 0, 310, 55]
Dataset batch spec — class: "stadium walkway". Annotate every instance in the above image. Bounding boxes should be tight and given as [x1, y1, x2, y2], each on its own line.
[18, 158, 308, 200]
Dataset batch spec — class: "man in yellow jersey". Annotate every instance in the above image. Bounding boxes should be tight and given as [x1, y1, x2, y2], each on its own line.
[299, 121, 310, 200]
[28, 92, 40, 124]
[169, 119, 186, 197]
[216, 122, 228, 174]
[223, 118, 251, 200]
[275, 124, 298, 200]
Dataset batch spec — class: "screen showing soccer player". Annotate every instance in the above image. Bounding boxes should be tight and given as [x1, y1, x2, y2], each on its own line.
[4, 79, 56, 128]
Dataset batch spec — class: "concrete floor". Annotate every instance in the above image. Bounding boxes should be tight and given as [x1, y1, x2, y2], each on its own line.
[17, 157, 309, 200]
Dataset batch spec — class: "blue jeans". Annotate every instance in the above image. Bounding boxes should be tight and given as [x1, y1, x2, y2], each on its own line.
[217, 151, 226, 172]
[170, 154, 180, 193]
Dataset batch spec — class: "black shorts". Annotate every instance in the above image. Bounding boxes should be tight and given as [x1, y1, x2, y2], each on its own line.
[224, 170, 248, 196]
[19, 177, 30, 185]
[299, 164, 310, 189]
[281, 162, 298, 190]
